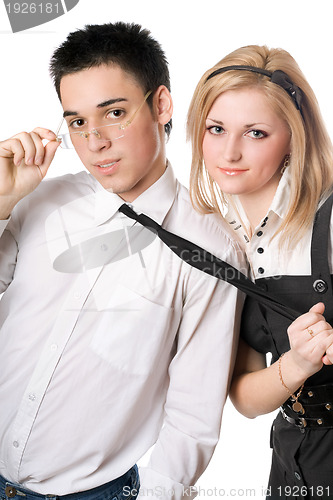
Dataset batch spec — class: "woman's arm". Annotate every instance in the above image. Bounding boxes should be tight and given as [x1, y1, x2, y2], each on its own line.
[229, 303, 333, 419]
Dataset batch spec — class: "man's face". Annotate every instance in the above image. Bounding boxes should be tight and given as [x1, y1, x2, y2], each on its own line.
[59, 64, 168, 201]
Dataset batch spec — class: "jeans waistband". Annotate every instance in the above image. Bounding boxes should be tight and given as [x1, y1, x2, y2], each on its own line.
[0, 465, 139, 500]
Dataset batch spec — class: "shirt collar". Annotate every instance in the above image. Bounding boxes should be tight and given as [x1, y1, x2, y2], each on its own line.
[91, 161, 177, 226]
[268, 166, 292, 220]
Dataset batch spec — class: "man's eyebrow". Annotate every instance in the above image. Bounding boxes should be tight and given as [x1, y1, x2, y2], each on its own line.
[97, 97, 128, 108]
[63, 110, 78, 118]
[63, 98, 128, 118]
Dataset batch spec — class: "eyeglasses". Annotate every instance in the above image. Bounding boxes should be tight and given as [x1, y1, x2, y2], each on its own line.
[56, 90, 152, 149]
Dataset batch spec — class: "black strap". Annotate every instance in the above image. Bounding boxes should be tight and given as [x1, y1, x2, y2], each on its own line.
[310, 193, 333, 316]
[119, 204, 299, 321]
[311, 193, 333, 277]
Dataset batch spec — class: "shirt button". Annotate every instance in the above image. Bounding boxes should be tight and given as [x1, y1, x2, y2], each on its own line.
[313, 279, 328, 294]
[257, 231, 263, 237]
[258, 267, 265, 274]
[28, 393, 36, 401]
[257, 247, 264, 254]
[294, 471, 301, 480]
[73, 292, 81, 299]
[13, 441, 19, 448]
[50, 343, 58, 351]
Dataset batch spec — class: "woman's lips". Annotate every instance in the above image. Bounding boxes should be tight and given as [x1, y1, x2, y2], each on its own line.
[219, 168, 247, 176]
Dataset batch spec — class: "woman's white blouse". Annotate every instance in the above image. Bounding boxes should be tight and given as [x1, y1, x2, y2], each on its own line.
[225, 168, 333, 280]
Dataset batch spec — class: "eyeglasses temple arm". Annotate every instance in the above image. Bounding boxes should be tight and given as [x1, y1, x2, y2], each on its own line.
[123, 90, 153, 128]
[55, 117, 65, 141]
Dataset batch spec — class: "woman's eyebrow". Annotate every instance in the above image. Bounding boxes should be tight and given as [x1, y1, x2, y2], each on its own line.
[206, 117, 224, 125]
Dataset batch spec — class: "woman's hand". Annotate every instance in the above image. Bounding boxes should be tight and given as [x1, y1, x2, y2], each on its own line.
[0, 128, 60, 218]
[287, 302, 333, 378]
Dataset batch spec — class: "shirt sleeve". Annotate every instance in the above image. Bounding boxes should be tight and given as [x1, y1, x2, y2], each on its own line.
[138, 265, 244, 500]
[0, 215, 18, 293]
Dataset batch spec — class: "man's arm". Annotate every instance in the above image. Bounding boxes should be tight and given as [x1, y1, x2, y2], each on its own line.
[138, 267, 244, 500]
[0, 128, 59, 219]
[0, 128, 59, 290]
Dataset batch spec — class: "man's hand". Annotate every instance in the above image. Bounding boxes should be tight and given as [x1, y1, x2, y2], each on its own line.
[0, 127, 60, 218]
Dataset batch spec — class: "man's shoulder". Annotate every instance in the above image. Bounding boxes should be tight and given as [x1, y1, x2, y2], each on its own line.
[25, 171, 94, 205]
[167, 182, 244, 266]
[39, 171, 92, 193]
[13, 171, 94, 221]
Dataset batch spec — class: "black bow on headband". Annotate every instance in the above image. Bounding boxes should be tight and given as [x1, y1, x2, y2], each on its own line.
[206, 65, 303, 114]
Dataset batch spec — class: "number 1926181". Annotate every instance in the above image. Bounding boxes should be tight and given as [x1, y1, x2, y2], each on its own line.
[277, 486, 331, 497]
[5, 3, 60, 14]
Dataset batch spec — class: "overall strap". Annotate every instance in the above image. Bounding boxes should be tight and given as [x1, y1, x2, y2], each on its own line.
[311, 192, 333, 316]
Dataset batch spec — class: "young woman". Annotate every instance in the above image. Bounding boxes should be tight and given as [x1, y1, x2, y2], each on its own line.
[187, 45, 333, 499]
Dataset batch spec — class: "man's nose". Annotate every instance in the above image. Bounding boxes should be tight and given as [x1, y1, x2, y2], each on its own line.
[87, 130, 111, 152]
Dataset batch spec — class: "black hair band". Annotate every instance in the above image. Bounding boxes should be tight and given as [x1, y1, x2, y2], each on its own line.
[206, 65, 303, 114]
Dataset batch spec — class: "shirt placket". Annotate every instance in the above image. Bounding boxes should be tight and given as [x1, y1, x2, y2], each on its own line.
[251, 216, 270, 278]
[8, 266, 104, 482]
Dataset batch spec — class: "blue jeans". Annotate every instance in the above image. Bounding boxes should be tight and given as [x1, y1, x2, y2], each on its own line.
[0, 466, 139, 500]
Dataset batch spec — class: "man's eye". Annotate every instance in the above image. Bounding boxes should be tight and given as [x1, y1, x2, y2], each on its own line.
[70, 119, 85, 129]
[107, 109, 124, 119]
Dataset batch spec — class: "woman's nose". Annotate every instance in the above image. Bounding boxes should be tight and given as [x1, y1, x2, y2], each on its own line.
[223, 135, 242, 162]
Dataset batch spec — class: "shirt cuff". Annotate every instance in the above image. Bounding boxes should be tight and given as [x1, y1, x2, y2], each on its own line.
[138, 467, 197, 500]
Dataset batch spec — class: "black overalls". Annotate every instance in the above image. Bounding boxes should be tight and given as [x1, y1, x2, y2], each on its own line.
[241, 193, 333, 500]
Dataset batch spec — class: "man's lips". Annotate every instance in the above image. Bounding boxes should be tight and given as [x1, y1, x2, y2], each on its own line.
[94, 159, 120, 169]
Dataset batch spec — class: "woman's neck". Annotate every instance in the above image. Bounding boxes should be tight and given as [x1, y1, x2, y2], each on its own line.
[237, 189, 276, 236]
[235, 170, 282, 235]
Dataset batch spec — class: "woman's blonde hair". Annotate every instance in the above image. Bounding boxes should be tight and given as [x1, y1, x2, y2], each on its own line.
[187, 45, 333, 247]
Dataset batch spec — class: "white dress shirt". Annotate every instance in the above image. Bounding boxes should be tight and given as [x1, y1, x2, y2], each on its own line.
[0, 164, 245, 498]
[225, 168, 333, 279]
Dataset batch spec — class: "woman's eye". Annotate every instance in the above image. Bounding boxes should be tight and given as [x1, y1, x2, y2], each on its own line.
[207, 125, 225, 135]
[247, 129, 267, 139]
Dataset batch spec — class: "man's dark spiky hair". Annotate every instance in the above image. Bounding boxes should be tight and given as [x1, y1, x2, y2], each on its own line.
[50, 22, 172, 136]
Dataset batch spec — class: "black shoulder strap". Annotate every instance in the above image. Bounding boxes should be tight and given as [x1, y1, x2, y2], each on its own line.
[119, 204, 299, 321]
[311, 192, 333, 315]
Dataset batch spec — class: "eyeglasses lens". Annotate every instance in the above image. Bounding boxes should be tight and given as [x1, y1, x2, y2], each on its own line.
[58, 123, 125, 150]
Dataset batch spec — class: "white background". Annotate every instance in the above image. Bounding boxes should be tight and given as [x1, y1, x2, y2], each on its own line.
[0, 0, 332, 497]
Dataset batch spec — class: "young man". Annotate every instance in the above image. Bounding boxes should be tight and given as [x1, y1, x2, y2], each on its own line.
[0, 23, 245, 500]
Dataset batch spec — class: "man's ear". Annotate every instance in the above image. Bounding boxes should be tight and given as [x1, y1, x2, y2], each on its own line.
[153, 85, 173, 125]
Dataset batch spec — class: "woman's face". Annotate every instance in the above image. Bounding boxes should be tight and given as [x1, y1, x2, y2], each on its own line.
[202, 87, 291, 205]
